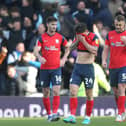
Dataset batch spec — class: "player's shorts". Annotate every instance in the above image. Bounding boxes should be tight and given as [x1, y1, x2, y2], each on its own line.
[39, 67, 62, 88]
[109, 66, 126, 87]
[70, 63, 95, 89]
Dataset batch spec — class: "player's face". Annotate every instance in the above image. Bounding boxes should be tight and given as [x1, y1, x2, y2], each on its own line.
[114, 20, 125, 33]
[47, 21, 57, 33]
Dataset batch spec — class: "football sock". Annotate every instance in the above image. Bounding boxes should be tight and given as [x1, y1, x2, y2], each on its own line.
[70, 97, 78, 115]
[52, 96, 60, 113]
[43, 97, 51, 115]
[86, 100, 94, 117]
[118, 96, 125, 115]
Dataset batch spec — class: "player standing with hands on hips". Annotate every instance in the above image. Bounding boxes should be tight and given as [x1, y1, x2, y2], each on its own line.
[102, 15, 126, 122]
[34, 16, 70, 122]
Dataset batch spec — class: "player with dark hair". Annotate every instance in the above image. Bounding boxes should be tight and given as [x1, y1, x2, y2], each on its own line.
[34, 16, 70, 122]
[63, 23, 99, 124]
[102, 14, 126, 122]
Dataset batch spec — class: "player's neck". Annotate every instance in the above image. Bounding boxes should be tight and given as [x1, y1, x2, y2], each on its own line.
[83, 31, 89, 35]
[47, 31, 56, 36]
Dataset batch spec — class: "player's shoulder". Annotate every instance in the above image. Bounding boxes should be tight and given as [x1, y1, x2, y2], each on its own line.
[55, 32, 62, 36]
[123, 30, 126, 34]
[55, 32, 64, 39]
[89, 32, 98, 39]
[108, 30, 116, 36]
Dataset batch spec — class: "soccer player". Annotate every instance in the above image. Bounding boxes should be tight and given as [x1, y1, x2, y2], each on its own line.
[63, 23, 99, 124]
[34, 16, 70, 121]
[102, 15, 126, 122]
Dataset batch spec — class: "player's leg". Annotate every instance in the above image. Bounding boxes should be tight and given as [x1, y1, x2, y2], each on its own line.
[40, 70, 52, 121]
[81, 89, 94, 125]
[82, 64, 94, 125]
[63, 64, 81, 124]
[51, 67, 62, 121]
[109, 68, 119, 108]
[63, 84, 79, 124]
[116, 67, 126, 122]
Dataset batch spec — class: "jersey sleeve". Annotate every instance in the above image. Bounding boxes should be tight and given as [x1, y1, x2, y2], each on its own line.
[72, 38, 77, 43]
[37, 36, 43, 47]
[62, 36, 68, 46]
[92, 35, 99, 47]
[105, 34, 110, 46]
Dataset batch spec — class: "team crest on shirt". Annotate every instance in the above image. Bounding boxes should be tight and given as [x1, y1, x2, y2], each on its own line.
[56, 39, 59, 43]
[95, 39, 99, 44]
[44, 40, 48, 42]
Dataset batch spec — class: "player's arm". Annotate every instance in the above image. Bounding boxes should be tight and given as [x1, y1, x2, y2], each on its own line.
[93, 24, 104, 46]
[33, 38, 46, 64]
[60, 38, 71, 67]
[102, 45, 110, 68]
[102, 34, 110, 68]
[70, 39, 79, 50]
[77, 34, 98, 55]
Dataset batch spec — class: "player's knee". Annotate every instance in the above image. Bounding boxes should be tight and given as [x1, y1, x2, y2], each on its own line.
[43, 93, 50, 97]
[53, 90, 59, 96]
[70, 90, 77, 97]
[87, 95, 93, 100]
[43, 89, 50, 97]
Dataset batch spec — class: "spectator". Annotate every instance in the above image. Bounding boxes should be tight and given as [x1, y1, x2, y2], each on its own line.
[115, 1, 126, 17]
[0, 31, 8, 95]
[0, 46, 7, 65]
[20, 0, 34, 20]
[23, 17, 35, 50]
[29, 23, 45, 51]
[53, 3, 75, 40]
[72, 0, 93, 30]
[87, 0, 113, 27]
[0, 5, 10, 29]
[7, 42, 25, 65]
[60, 55, 75, 96]
[10, 6, 21, 19]
[108, 0, 123, 18]
[5, 18, 26, 53]
[7, 51, 38, 96]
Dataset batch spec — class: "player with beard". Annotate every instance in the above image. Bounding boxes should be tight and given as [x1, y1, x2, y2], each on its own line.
[102, 15, 126, 122]
[34, 16, 70, 122]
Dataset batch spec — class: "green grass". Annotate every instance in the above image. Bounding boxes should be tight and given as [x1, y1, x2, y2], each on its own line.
[0, 117, 125, 126]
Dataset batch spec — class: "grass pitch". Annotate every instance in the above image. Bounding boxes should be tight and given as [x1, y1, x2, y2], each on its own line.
[0, 117, 125, 126]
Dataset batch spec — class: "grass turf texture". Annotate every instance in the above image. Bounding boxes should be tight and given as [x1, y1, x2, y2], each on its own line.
[0, 117, 125, 126]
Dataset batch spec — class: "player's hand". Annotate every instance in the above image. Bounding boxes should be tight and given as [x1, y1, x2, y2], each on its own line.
[1, 47, 8, 54]
[93, 24, 99, 34]
[76, 34, 85, 42]
[38, 56, 46, 64]
[121, 36, 126, 45]
[102, 60, 107, 69]
[60, 57, 66, 67]
[7, 66, 16, 78]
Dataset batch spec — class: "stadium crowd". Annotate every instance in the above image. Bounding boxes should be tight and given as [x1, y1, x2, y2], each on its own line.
[0, 0, 125, 97]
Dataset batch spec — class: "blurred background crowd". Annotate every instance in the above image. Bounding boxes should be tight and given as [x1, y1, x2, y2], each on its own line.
[0, 0, 125, 97]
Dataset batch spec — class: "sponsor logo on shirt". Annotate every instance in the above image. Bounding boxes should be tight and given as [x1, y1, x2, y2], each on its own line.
[111, 42, 125, 47]
[45, 46, 58, 51]
[56, 39, 59, 43]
